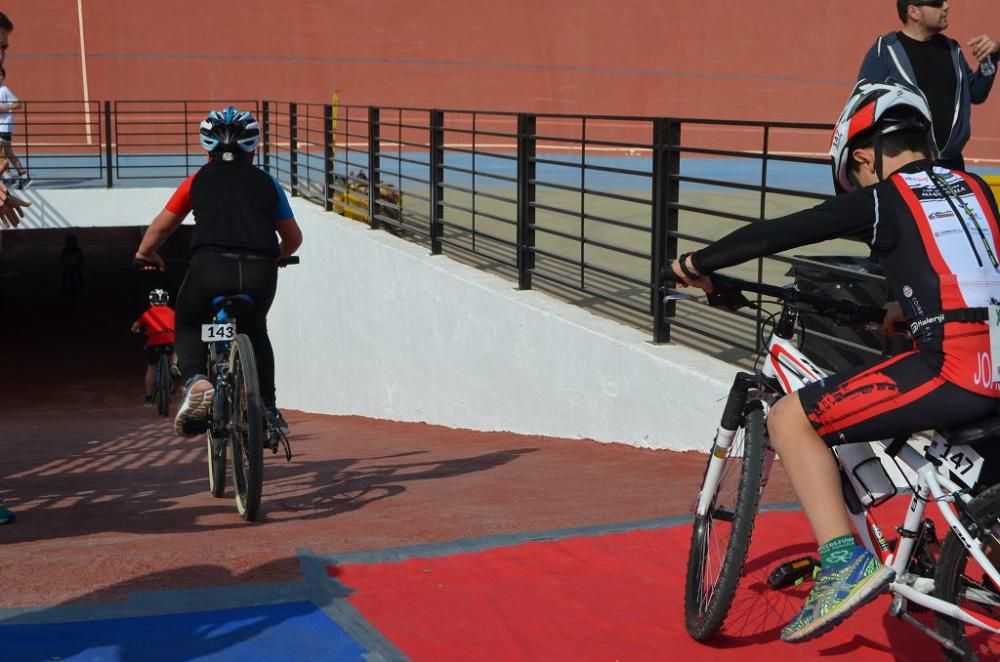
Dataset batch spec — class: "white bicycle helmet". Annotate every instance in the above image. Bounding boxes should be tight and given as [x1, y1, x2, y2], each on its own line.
[829, 79, 936, 193]
[199, 106, 260, 157]
[149, 288, 169, 306]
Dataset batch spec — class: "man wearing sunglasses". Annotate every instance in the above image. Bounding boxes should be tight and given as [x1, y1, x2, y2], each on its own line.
[857, 1, 999, 171]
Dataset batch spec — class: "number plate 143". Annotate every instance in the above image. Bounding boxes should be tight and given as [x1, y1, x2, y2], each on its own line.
[201, 323, 236, 341]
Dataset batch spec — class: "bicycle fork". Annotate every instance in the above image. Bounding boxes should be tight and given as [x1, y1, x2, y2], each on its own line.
[695, 373, 765, 517]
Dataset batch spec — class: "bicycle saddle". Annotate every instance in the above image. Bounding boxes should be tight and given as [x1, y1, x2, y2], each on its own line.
[212, 294, 254, 313]
[939, 415, 1000, 446]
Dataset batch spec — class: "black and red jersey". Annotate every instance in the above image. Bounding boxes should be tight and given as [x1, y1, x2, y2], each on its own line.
[693, 159, 1000, 396]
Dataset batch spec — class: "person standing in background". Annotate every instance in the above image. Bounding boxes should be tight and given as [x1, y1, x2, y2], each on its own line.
[857, 0, 999, 170]
[0, 65, 28, 189]
[0, 66, 31, 189]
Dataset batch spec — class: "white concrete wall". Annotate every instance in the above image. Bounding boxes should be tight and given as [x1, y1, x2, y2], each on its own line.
[14, 187, 187, 229]
[9, 186, 737, 451]
[268, 199, 735, 451]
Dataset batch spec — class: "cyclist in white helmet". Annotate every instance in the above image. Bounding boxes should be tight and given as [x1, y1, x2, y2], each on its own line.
[134, 106, 303, 435]
[130, 288, 180, 406]
[671, 79, 1000, 643]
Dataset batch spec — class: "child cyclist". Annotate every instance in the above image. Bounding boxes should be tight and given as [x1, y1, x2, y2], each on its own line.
[671, 79, 1000, 642]
[131, 288, 180, 406]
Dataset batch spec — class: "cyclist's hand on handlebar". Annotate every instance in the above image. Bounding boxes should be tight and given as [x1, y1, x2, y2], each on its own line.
[669, 256, 715, 294]
[133, 251, 165, 271]
[882, 301, 906, 336]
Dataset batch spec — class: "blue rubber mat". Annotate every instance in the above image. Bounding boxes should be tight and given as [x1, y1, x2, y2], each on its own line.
[1, 600, 368, 661]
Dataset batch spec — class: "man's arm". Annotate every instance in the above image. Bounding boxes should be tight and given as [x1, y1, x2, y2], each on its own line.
[966, 35, 999, 104]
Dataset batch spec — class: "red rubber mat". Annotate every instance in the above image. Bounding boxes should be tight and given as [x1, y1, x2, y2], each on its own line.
[331, 508, 987, 661]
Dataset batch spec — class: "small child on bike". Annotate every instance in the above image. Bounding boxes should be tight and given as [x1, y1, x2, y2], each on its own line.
[131, 288, 180, 407]
[670, 79, 1000, 643]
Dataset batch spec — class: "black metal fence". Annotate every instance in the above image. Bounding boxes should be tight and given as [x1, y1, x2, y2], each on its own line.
[7, 99, 889, 366]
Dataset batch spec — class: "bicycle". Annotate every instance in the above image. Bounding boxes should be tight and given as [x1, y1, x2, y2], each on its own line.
[202, 256, 297, 521]
[673, 273, 1000, 659]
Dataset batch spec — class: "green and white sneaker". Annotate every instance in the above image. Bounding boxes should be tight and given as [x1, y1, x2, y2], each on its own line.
[781, 546, 894, 643]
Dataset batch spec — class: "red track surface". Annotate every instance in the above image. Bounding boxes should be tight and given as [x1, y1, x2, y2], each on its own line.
[0, 1, 998, 160]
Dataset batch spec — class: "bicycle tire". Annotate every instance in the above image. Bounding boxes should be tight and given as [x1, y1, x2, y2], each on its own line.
[207, 428, 227, 498]
[156, 353, 171, 417]
[684, 406, 767, 641]
[934, 482, 1000, 661]
[229, 334, 264, 521]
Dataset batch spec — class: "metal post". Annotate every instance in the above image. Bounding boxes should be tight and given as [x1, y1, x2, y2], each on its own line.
[429, 109, 444, 254]
[651, 118, 681, 343]
[323, 104, 334, 212]
[261, 101, 271, 174]
[367, 106, 380, 230]
[755, 126, 771, 352]
[289, 102, 299, 197]
[104, 101, 113, 189]
[516, 113, 537, 290]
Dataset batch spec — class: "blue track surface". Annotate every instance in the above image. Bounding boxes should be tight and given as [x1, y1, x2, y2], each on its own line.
[2, 601, 368, 662]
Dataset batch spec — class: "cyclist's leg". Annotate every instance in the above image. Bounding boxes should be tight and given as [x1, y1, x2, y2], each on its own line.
[173, 254, 232, 433]
[144, 346, 159, 397]
[237, 259, 278, 408]
[775, 350, 998, 642]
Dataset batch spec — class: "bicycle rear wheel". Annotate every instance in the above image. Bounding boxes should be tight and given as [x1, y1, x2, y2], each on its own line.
[207, 428, 227, 498]
[229, 334, 263, 521]
[684, 405, 767, 641]
[934, 482, 1000, 661]
[156, 353, 171, 417]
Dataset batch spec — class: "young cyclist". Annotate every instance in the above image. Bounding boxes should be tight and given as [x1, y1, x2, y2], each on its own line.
[133, 107, 303, 435]
[670, 79, 1000, 643]
[130, 288, 179, 406]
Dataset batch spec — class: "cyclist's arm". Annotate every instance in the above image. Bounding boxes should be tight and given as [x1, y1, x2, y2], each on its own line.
[691, 188, 878, 275]
[277, 219, 302, 258]
[271, 175, 302, 258]
[135, 208, 185, 264]
[135, 177, 193, 267]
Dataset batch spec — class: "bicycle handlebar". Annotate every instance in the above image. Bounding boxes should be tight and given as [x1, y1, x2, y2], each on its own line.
[277, 256, 300, 267]
[666, 273, 889, 328]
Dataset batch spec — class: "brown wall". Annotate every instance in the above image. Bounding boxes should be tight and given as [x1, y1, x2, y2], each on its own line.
[2, 1, 999, 161]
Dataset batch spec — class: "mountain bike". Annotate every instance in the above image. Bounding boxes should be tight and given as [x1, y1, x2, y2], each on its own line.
[673, 273, 1000, 660]
[203, 256, 297, 521]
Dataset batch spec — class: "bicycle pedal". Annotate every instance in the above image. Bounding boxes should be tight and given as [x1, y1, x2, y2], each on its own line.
[768, 556, 821, 590]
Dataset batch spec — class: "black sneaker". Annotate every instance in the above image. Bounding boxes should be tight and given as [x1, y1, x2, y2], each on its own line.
[143, 395, 154, 408]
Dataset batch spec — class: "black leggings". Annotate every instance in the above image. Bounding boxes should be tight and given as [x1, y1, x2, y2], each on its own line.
[175, 252, 279, 407]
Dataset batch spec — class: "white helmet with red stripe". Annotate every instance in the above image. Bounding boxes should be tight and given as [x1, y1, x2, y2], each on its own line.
[830, 79, 936, 193]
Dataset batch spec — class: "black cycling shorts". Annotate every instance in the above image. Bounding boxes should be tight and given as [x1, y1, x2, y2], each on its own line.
[798, 349, 999, 446]
[146, 344, 174, 365]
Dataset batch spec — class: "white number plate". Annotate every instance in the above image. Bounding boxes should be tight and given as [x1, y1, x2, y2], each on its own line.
[201, 323, 236, 342]
[927, 435, 985, 487]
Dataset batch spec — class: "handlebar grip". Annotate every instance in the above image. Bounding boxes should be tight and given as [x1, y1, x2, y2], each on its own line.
[277, 256, 300, 267]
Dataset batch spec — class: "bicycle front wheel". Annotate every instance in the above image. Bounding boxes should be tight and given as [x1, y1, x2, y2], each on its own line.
[684, 406, 767, 641]
[229, 334, 264, 521]
[156, 353, 171, 417]
[934, 482, 1000, 661]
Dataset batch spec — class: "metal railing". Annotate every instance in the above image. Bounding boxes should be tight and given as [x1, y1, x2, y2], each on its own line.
[260, 100, 884, 367]
[4, 99, 887, 366]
